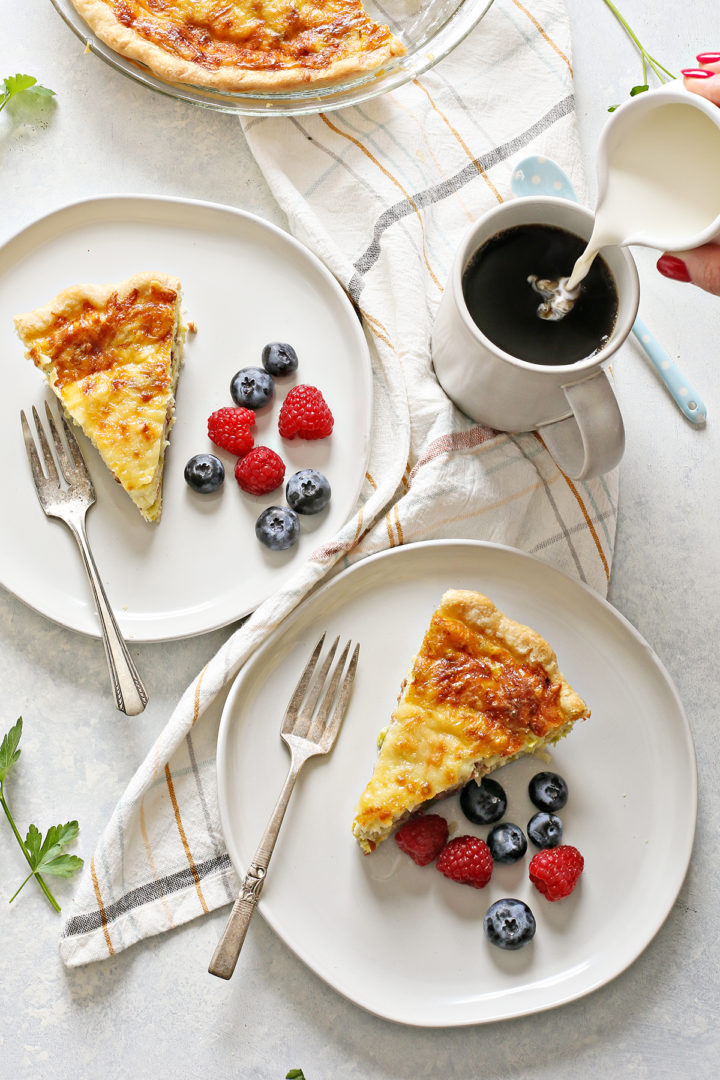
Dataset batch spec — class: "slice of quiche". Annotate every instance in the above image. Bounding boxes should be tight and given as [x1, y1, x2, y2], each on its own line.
[352, 589, 590, 853]
[15, 272, 186, 523]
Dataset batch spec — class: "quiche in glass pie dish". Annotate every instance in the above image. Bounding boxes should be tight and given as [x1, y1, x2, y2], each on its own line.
[68, 0, 406, 91]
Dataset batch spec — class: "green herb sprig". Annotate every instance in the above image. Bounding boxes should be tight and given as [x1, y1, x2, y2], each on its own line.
[0, 718, 83, 911]
[286, 1071, 307, 1079]
[602, 1, 676, 110]
[0, 74, 55, 114]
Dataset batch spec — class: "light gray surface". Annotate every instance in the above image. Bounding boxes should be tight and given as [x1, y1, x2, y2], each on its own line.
[1, 3, 718, 1077]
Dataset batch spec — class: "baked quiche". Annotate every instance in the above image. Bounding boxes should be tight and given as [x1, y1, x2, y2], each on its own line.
[14, 272, 186, 523]
[352, 589, 590, 853]
[70, 0, 406, 91]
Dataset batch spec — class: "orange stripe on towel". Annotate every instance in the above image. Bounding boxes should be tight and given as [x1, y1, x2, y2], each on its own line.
[511, 0, 573, 74]
[191, 664, 209, 728]
[165, 763, 209, 913]
[90, 856, 115, 957]
[413, 81, 503, 204]
[320, 115, 443, 292]
[534, 433, 610, 581]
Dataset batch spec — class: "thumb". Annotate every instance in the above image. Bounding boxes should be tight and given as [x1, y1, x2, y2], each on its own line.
[657, 245, 720, 295]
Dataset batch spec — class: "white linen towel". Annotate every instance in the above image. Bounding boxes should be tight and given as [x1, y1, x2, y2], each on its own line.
[60, 0, 618, 965]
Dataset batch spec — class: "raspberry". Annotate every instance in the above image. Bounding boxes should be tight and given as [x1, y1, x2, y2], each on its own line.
[529, 844, 584, 901]
[436, 835, 493, 889]
[235, 446, 286, 495]
[394, 814, 449, 867]
[278, 385, 334, 440]
[207, 407, 255, 456]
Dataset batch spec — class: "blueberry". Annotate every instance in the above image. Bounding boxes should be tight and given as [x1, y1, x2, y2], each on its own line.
[262, 342, 299, 376]
[230, 367, 275, 409]
[527, 811, 563, 849]
[528, 771, 568, 812]
[459, 776, 507, 825]
[286, 469, 331, 515]
[487, 822, 527, 864]
[483, 898, 536, 950]
[255, 506, 300, 551]
[184, 453, 225, 493]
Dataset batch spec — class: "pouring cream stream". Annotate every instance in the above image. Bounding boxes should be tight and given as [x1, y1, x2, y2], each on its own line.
[511, 144, 709, 424]
[566, 101, 720, 291]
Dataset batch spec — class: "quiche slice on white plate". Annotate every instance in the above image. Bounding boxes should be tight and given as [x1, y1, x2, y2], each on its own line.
[352, 589, 590, 853]
[15, 272, 186, 523]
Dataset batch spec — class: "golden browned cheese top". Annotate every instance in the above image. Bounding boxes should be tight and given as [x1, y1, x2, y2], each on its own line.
[111, 0, 398, 73]
[28, 283, 178, 393]
[410, 613, 566, 745]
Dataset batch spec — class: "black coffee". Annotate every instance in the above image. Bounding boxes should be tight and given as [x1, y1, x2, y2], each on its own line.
[462, 223, 618, 366]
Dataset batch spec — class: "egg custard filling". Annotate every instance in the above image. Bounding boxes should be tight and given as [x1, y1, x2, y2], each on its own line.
[14, 272, 186, 523]
[70, 0, 406, 92]
[352, 589, 590, 853]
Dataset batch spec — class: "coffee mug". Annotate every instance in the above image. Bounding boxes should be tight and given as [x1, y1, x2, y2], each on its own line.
[431, 197, 640, 480]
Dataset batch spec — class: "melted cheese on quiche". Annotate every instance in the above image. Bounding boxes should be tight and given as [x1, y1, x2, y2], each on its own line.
[15, 273, 185, 522]
[352, 590, 590, 853]
[71, 0, 405, 90]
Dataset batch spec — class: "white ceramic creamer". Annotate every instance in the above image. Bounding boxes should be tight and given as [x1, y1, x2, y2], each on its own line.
[567, 85, 720, 290]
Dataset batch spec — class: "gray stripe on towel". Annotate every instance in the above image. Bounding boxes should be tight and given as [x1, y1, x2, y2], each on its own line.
[62, 853, 233, 937]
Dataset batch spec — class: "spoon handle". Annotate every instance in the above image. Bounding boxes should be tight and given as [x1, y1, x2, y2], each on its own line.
[631, 316, 707, 425]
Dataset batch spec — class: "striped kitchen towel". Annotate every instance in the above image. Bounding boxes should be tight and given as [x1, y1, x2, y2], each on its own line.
[60, 0, 618, 965]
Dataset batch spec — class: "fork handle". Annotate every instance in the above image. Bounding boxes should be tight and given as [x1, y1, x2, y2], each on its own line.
[69, 516, 148, 716]
[209, 757, 303, 980]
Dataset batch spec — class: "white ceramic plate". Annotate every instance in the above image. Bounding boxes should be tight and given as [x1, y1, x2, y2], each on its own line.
[217, 540, 696, 1027]
[0, 196, 372, 640]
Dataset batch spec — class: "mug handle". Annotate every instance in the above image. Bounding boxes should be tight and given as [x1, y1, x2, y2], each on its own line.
[537, 370, 625, 480]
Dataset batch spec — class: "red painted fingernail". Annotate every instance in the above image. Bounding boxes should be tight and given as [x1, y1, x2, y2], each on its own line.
[696, 53, 720, 64]
[657, 255, 691, 282]
[682, 68, 715, 79]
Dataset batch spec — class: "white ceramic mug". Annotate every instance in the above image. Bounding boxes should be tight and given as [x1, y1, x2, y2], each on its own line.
[431, 197, 639, 480]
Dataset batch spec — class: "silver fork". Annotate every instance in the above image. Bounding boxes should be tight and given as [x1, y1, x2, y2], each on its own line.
[209, 633, 360, 980]
[20, 402, 148, 716]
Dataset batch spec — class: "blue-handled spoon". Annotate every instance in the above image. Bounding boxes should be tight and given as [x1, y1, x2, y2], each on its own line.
[511, 155, 707, 425]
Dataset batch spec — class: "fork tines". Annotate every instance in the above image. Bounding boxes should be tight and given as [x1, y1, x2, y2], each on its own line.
[21, 401, 94, 498]
[283, 634, 359, 749]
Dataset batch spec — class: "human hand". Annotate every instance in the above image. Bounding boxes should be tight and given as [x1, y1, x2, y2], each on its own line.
[656, 55, 720, 294]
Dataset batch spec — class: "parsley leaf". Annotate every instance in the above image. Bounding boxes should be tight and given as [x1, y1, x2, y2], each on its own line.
[23, 822, 84, 879]
[0, 73, 55, 114]
[286, 1071, 307, 1079]
[0, 717, 22, 783]
[0, 718, 83, 910]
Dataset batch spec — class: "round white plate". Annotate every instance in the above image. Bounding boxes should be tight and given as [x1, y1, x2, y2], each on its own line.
[0, 196, 372, 640]
[217, 540, 696, 1027]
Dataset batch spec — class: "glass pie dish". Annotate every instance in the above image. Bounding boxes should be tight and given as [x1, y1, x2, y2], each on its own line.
[50, 0, 495, 116]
